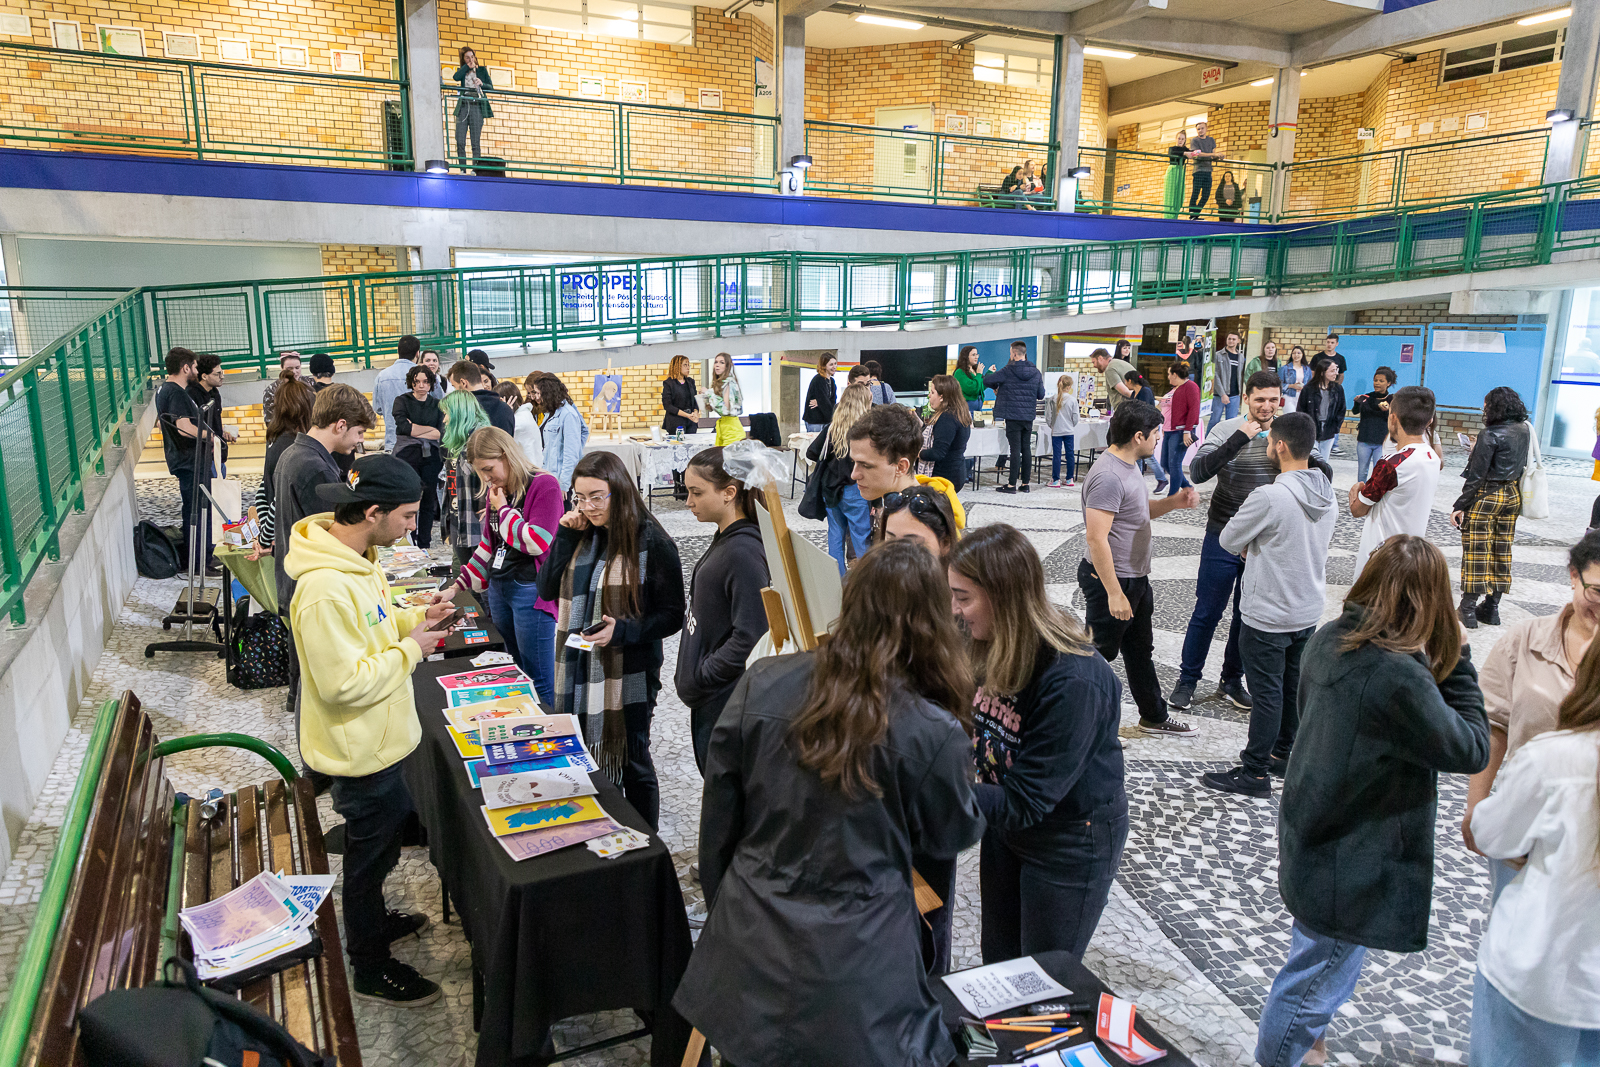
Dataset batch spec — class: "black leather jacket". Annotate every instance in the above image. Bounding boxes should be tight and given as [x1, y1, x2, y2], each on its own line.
[1454, 420, 1530, 511]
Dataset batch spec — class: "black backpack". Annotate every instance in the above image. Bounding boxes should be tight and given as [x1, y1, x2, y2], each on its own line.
[79, 957, 332, 1067]
[134, 520, 183, 579]
[230, 609, 293, 689]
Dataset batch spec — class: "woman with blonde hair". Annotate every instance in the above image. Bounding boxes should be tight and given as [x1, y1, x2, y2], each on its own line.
[450, 426, 565, 705]
[1256, 535, 1488, 1067]
[806, 382, 874, 575]
[1045, 371, 1080, 488]
[703, 352, 745, 446]
[948, 524, 1128, 962]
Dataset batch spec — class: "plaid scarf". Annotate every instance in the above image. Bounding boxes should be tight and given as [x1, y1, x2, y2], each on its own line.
[554, 529, 648, 783]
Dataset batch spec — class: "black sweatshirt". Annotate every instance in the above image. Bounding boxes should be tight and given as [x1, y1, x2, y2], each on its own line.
[804, 373, 837, 426]
[919, 413, 971, 488]
[1350, 389, 1391, 446]
[972, 642, 1126, 835]
[675, 520, 770, 713]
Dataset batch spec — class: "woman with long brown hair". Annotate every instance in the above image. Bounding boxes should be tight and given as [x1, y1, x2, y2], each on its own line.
[661, 354, 699, 436]
[1257, 534, 1489, 1067]
[917, 373, 972, 490]
[528, 372, 589, 495]
[702, 352, 745, 446]
[536, 450, 683, 828]
[947, 524, 1128, 963]
[254, 374, 316, 559]
[1468, 625, 1600, 1066]
[673, 540, 984, 1067]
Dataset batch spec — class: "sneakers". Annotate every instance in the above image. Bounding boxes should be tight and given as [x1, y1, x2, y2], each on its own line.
[1064, 479, 1075, 489]
[996, 485, 1017, 494]
[1048, 480, 1062, 489]
[1330, 445, 1344, 455]
[353, 959, 441, 1007]
[1140, 717, 1198, 738]
[1476, 594, 1502, 626]
[1269, 754, 1290, 778]
[1219, 678, 1254, 709]
[1019, 484, 1031, 493]
[1200, 767, 1272, 799]
[1168, 681, 1196, 710]
[1458, 593, 1479, 630]
[383, 910, 430, 945]
[1155, 480, 1168, 494]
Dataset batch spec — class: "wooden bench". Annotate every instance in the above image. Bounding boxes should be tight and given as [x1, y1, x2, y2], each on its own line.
[0, 692, 361, 1067]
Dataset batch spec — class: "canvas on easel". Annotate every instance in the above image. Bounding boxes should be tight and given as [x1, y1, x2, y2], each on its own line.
[591, 369, 623, 438]
[754, 486, 840, 652]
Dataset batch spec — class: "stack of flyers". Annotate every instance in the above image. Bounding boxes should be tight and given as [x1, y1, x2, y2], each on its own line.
[465, 750, 597, 787]
[471, 651, 516, 667]
[477, 713, 579, 746]
[443, 694, 539, 734]
[480, 766, 598, 808]
[180, 871, 333, 981]
[385, 546, 433, 568]
[481, 795, 609, 838]
[1094, 994, 1165, 1064]
[586, 827, 651, 858]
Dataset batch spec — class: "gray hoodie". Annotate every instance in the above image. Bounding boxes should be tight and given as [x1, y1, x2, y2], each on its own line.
[1219, 466, 1337, 633]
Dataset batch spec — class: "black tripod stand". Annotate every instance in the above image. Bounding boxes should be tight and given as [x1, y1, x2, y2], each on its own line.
[146, 403, 232, 660]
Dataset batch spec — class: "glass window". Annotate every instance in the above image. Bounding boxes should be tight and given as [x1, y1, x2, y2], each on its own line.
[1549, 287, 1600, 454]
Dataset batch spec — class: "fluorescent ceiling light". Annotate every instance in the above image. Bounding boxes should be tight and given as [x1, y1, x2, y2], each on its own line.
[854, 13, 925, 29]
[1084, 46, 1136, 59]
[1301, 69, 1309, 75]
[1517, 6, 1570, 24]
[1250, 77, 1272, 86]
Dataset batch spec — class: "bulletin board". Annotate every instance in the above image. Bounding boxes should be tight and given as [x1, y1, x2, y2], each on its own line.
[1423, 324, 1545, 412]
[1324, 330, 1424, 393]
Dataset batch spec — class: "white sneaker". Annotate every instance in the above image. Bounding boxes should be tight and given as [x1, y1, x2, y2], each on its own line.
[1048, 480, 1061, 488]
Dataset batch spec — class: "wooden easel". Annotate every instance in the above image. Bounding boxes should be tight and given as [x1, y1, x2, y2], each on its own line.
[591, 357, 623, 439]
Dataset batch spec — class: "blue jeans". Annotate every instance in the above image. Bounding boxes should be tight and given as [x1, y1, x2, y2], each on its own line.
[1178, 530, 1245, 688]
[1162, 429, 1191, 494]
[1141, 449, 1166, 484]
[485, 576, 557, 707]
[803, 421, 828, 433]
[1472, 967, 1600, 1067]
[1357, 441, 1383, 482]
[1256, 920, 1368, 1067]
[826, 482, 872, 576]
[1207, 393, 1241, 434]
[1313, 437, 1336, 462]
[1051, 435, 1075, 482]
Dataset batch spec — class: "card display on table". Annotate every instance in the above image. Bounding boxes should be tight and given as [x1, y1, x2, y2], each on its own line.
[447, 725, 485, 759]
[465, 752, 597, 787]
[481, 767, 598, 808]
[438, 664, 528, 691]
[481, 795, 609, 837]
[449, 682, 535, 708]
[942, 957, 1071, 1018]
[443, 694, 539, 734]
[482, 733, 591, 767]
[477, 713, 579, 746]
[493, 817, 624, 861]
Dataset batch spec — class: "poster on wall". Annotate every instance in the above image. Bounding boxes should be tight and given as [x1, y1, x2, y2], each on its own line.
[1025, 118, 1046, 142]
[592, 375, 623, 413]
[754, 58, 774, 111]
[666, 87, 685, 107]
[945, 114, 968, 135]
[1002, 120, 1019, 139]
[162, 31, 200, 59]
[488, 65, 514, 88]
[0, 14, 30, 36]
[50, 20, 82, 50]
[619, 79, 647, 104]
[217, 37, 251, 63]
[279, 44, 308, 68]
[536, 69, 560, 91]
[974, 119, 992, 137]
[95, 25, 145, 56]
[329, 49, 362, 74]
[577, 75, 605, 97]
[699, 88, 723, 110]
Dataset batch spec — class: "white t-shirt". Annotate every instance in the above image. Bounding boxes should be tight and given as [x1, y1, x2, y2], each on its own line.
[513, 405, 544, 469]
[1351, 441, 1441, 581]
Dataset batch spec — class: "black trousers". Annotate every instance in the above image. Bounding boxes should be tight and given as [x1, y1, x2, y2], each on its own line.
[1188, 171, 1213, 218]
[1238, 623, 1312, 777]
[1005, 419, 1033, 487]
[401, 449, 444, 550]
[328, 763, 413, 973]
[582, 706, 660, 829]
[1077, 560, 1168, 725]
[912, 853, 957, 977]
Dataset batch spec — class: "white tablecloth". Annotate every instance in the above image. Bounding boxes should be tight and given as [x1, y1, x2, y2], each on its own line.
[586, 434, 720, 487]
[582, 439, 643, 481]
[965, 421, 1051, 458]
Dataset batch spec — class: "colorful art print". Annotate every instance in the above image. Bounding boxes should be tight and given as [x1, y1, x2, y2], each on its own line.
[443, 695, 539, 734]
[480, 795, 608, 837]
[95, 25, 145, 56]
[480, 767, 597, 809]
[592, 374, 622, 413]
[449, 683, 535, 707]
[464, 634, 489, 645]
[495, 817, 622, 861]
[395, 590, 435, 608]
[446, 725, 485, 760]
[438, 664, 527, 690]
[477, 713, 578, 746]
[481, 733, 591, 767]
[465, 751, 597, 787]
[618, 79, 647, 104]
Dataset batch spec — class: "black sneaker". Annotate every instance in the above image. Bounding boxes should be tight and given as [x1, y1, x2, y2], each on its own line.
[1019, 484, 1031, 493]
[1219, 678, 1254, 710]
[1269, 754, 1290, 778]
[1200, 767, 1272, 799]
[996, 485, 1017, 494]
[353, 959, 441, 1007]
[1139, 717, 1198, 737]
[1476, 596, 1502, 626]
[1168, 681, 1196, 710]
[383, 910, 430, 945]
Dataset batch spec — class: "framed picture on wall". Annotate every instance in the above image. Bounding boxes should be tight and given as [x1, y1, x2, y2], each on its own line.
[488, 65, 514, 88]
[329, 49, 363, 74]
[0, 14, 31, 36]
[536, 69, 559, 91]
[278, 44, 308, 68]
[666, 87, 685, 107]
[619, 79, 647, 104]
[217, 37, 251, 63]
[95, 25, 145, 57]
[49, 19, 81, 49]
[162, 31, 200, 59]
[974, 119, 992, 137]
[577, 75, 605, 97]
[698, 88, 722, 110]
[945, 114, 968, 135]
[1025, 118, 1046, 141]
[1001, 120, 1020, 139]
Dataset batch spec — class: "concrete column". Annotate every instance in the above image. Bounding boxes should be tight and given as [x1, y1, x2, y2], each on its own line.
[405, 0, 446, 171]
[778, 8, 806, 178]
[1544, 3, 1600, 184]
[1265, 66, 1301, 219]
[1054, 36, 1084, 213]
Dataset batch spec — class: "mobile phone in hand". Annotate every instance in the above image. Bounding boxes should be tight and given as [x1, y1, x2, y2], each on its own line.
[581, 620, 609, 637]
[433, 607, 466, 631]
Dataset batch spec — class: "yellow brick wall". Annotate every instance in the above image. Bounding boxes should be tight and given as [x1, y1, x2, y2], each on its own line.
[519, 359, 703, 432]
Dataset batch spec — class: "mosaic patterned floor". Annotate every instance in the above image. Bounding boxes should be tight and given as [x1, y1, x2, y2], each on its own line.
[1, 442, 1595, 1067]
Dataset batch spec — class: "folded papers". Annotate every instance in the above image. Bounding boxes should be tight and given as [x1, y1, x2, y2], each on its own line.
[180, 871, 334, 981]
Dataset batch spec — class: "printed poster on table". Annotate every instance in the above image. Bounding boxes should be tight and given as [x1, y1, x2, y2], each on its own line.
[442, 694, 539, 734]
[448, 682, 535, 708]
[480, 768, 597, 809]
[481, 795, 608, 837]
[438, 665, 528, 691]
[477, 713, 579, 746]
[465, 750, 597, 786]
[941, 956, 1070, 1018]
[495, 817, 623, 861]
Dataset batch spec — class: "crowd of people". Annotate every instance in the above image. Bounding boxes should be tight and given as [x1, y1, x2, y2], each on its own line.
[148, 335, 1600, 1066]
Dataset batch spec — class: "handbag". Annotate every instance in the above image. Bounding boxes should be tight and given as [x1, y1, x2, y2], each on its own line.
[798, 457, 826, 521]
[1519, 430, 1549, 519]
[230, 609, 293, 689]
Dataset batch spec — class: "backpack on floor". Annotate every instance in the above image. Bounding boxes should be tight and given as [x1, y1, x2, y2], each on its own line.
[230, 609, 293, 689]
[134, 520, 182, 579]
[79, 957, 331, 1067]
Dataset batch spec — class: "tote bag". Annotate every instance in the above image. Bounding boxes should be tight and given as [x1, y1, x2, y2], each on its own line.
[1520, 430, 1549, 520]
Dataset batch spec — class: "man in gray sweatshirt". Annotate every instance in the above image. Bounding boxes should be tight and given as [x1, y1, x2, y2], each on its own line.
[1203, 412, 1336, 799]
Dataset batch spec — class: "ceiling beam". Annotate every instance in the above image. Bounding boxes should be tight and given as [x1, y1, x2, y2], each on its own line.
[1108, 58, 1277, 115]
[782, 0, 836, 20]
[1101, 17, 1291, 66]
[1290, 0, 1563, 66]
[888, 4, 1068, 33]
[1067, 0, 1167, 37]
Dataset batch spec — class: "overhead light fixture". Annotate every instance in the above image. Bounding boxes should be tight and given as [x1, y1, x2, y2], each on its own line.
[854, 13, 925, 29]
[1250, 77, 1273, 87]
[789, 154, 813, 169]
[1548, 107, 1576, 123]
[1518, 6, 1570, 25]
[1300, 69, 1309, 75]
[1067, 165, 1092, 179]
[1084, 46, 1136, 60]
[424, 159, 449, 173]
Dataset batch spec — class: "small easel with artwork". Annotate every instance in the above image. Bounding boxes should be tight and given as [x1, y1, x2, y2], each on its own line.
[590, 361, 624, 439]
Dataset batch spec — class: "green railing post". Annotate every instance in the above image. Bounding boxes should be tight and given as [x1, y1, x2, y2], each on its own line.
[187, 63, 204, 160]
[85, 327, 105, 476]
[24, 369, 58, 562]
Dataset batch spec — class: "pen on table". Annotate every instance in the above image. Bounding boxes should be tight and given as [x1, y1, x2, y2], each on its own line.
[1022, 1025, 1084, 1053]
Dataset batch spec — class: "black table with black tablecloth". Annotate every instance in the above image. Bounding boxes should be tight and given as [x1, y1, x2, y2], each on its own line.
[939, 951, 1197, 1066]
[434, 589, 505, 659]
[404, 656, 695, 1067]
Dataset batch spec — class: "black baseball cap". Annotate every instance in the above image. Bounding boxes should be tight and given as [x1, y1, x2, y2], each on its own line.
[467, 349, 495, 371]
[316, 454, 423, 507]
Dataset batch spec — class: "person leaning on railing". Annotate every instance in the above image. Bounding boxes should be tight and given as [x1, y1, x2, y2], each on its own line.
[452, 46, 493, 168]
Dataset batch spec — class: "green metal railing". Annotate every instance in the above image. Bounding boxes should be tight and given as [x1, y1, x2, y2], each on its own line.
[1, 287, 135, 363]
[438, 85, 777, 189]
[0, 41, 411, 168]
[0, 290, 146, 625]
[1075, 146, 1278, 222]
[804, 120, 1058, 209]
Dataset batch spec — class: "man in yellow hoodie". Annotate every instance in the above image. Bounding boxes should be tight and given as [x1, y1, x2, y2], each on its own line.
[287, 454, 455, 1007]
